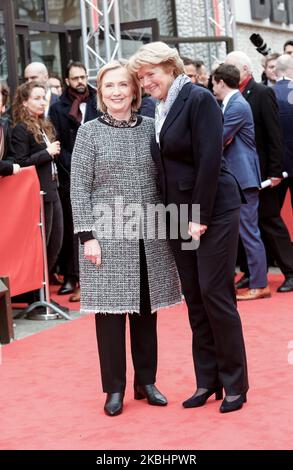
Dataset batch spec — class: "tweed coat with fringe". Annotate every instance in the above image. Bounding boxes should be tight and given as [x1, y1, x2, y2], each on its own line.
[70, 117, 181, 314]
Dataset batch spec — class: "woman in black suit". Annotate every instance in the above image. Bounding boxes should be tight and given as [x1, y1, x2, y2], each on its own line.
[11, 82, 63, 273]
[129, 42, 249, 413]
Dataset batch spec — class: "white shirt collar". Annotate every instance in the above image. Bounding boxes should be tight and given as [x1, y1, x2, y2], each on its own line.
[277, 76, 293, 82]
[221, 89, 239, 114]
[79, 102, 86, 124]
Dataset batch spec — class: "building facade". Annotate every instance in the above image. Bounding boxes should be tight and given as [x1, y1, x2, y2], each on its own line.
[1, 0, 293, 92]
[234, 0, 293, 79]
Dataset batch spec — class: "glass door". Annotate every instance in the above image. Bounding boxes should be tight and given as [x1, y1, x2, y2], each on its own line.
[15, 25, 30, 83]
[0, 0, 17, 93]
[0, 8, 8, 81]
[94, 19, 160, 64]
[119, 19, 160, 58]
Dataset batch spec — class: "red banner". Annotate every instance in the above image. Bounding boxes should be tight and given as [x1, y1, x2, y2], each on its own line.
[0, 167, 43, 296]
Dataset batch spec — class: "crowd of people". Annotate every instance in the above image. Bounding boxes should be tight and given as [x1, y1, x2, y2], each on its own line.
[0, 38, 293, 417]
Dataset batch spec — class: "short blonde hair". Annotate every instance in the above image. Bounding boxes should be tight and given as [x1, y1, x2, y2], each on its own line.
[97, 59, 141, 113]
[128, 42, 185, 77]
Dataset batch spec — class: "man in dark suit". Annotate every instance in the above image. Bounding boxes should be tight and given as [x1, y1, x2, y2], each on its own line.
[213, 64, 270, 300]
[226, 51, 293, 293]
[49, 61, 99, 301]
[274, 54, 293, 209]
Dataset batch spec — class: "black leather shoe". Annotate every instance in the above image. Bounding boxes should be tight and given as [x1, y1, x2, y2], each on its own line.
[277, 277, 293, 293]
[134, 384, 168, 406]
[183, 388, 223, 408]
[219, 393, 247, 413]
[235, 275, 250, 290]
[57, 279, 76, 295]
[104, 392, 124, 416]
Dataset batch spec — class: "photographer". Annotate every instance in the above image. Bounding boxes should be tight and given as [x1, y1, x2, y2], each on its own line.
[262, 53, 280, 87]
[226, 51, 293, 294]
[284, 40, 293, 57]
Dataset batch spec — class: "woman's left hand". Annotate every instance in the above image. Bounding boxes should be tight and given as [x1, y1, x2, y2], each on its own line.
[84, 239, 102, 266]
[188, 222, 208, 241]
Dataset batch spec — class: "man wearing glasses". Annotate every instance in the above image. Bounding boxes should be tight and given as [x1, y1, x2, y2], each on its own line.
[49, 61, 99, 302]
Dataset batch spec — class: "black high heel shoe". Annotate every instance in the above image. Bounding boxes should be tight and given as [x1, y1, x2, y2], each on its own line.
[104, 392, 124, 416]
[182, 388, 223, 408]
[134, 384, 168, 406]
[219, 393, 247, 413]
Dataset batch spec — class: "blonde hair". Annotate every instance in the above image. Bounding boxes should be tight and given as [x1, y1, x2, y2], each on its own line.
[97, 59, 141, 113]
[128, 41, 185, 77]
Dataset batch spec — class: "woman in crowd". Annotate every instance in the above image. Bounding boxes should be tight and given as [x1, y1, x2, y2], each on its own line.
[129, 42, 249, 413]
[70, 59, 181, 417]
[11, 81, 63, 273]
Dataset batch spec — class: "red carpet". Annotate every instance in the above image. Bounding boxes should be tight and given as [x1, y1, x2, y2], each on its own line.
[1, 274, 293, 450]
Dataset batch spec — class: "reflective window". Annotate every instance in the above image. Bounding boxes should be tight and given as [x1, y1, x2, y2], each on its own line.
[16, 35, 26, 82]
[29, 31, 62, 76]
[47, 0, 81, 26]
[119, 0, 175, 36]
[14, 1, 46, 22]
[120, 27, 155, 58]
[0, 11, 8, 81]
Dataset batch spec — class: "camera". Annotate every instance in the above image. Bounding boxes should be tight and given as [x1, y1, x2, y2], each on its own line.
[250, 34, 272, 56]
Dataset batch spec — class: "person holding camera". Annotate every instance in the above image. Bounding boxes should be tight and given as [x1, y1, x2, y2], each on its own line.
[226, 51, 293, 295]
[262, 53, 280, 87]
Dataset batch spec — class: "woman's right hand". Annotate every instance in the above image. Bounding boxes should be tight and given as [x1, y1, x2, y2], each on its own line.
[47, 141, 61, 157]
[84, 239, 102, 266]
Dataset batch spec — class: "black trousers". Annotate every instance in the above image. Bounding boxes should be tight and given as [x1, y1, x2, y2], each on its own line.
[239, 184, 293, 277]
[277, 177, 293, 209]
[58, 186, 79, 282]
[169, 208, 248, 395]
[259, 215, 293, 277]
[44, 195, 64, 274]
[95, 241, 157, 393]
[239, 214, 293, 277]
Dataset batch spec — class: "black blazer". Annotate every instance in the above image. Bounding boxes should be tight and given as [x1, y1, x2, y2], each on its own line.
[0, 117, 15, 161]
[0, 118, 14, 175]
[242, 78, 283, 179]
[151, 82, 242, 227]
[242, 78, 283, 217]
[273, 79, 293, 177]
[0, 160, 13, 176]
[11, 123, 58, 202]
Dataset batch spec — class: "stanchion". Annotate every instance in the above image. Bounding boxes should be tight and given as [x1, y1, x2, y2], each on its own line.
[15, 191, 71, 321]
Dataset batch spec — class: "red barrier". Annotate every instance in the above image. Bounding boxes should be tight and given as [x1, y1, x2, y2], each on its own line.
[0, 167, 43, 296]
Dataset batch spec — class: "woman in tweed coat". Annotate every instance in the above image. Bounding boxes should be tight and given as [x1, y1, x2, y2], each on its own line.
[70, 60, 181, 417]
